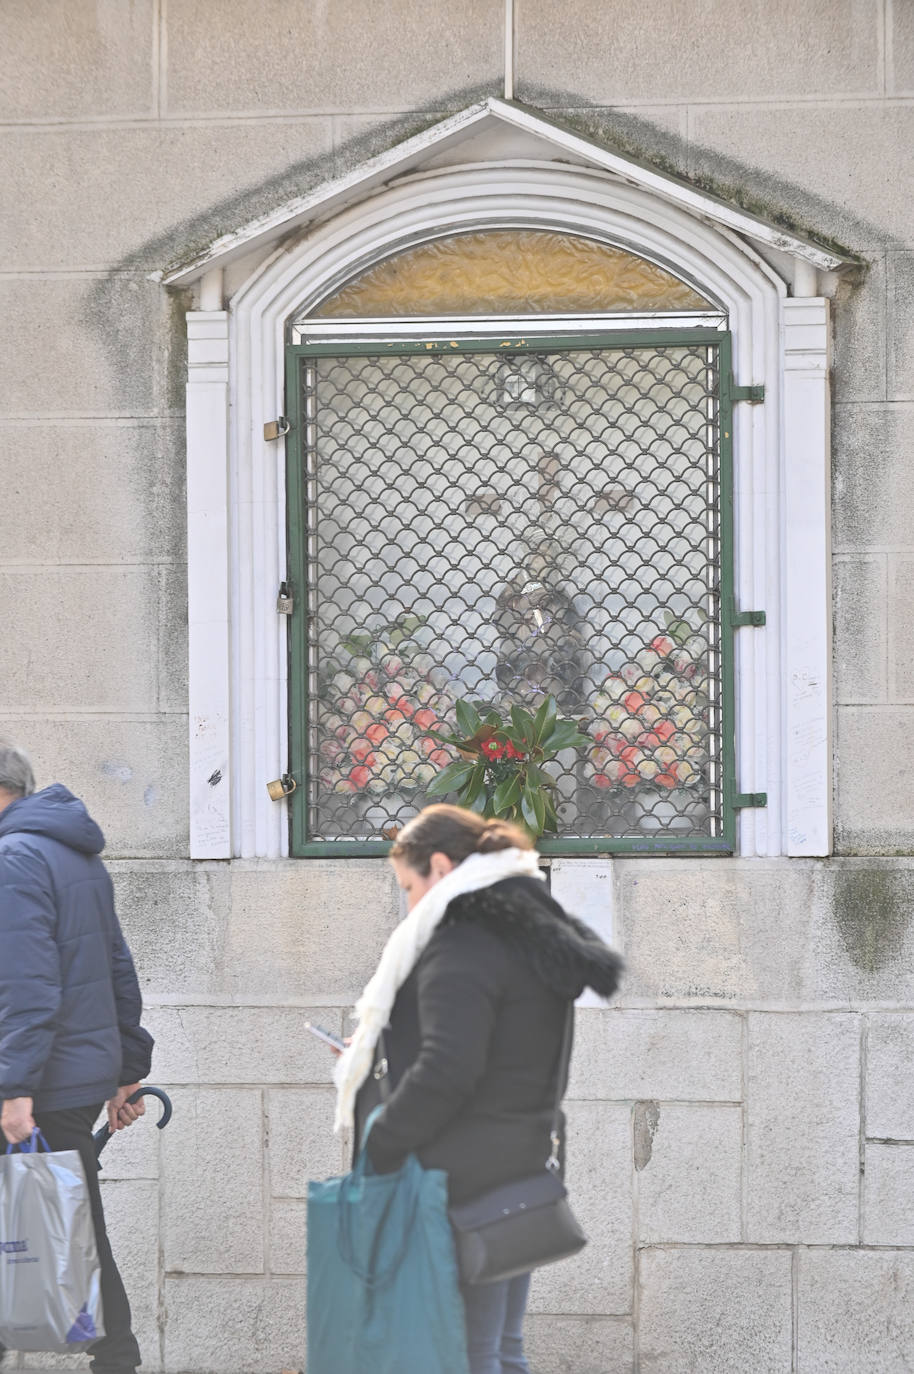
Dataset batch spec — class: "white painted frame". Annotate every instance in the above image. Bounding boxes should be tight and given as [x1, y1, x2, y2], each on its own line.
[184, 161, 831, 859]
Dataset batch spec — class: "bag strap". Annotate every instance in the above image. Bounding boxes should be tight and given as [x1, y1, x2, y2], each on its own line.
[546, 1003, 574, 1173]
[374, 1031, 392, 1103]
[5, 1128, 51, 1155]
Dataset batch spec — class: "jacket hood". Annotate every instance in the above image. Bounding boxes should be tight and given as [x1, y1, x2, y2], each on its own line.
[444, 874, 623, 1001]
[0, 784, 105, 855]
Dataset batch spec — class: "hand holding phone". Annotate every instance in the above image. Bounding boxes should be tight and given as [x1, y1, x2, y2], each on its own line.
[305, 1021, 346, 1052]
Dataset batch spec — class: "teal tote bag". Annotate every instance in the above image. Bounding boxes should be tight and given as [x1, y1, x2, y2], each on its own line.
[306, 1114, 469, 1374]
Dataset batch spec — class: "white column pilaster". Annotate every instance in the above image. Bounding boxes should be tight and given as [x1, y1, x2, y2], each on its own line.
[782, 298, 832, 855]
[186, 308, 232, 857]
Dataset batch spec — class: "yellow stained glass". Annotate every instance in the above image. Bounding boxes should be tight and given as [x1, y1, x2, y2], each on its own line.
[313, 229, 709, 317]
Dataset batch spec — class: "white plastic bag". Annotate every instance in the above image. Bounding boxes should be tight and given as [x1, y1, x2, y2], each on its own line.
[0, 1131, 104, 1352]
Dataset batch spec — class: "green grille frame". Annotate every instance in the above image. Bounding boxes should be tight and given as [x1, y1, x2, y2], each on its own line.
[285, 328, 739, 857]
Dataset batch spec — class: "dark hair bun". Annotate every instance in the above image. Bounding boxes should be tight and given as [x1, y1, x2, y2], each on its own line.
[476, 818, 525, 853]
[390, 803, 533, 874]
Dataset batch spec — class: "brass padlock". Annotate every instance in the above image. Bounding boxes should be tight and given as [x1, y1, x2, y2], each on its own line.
[263, 416, 291, 441]
[276, 581, 294, 615]
[266, 773, 297, 801]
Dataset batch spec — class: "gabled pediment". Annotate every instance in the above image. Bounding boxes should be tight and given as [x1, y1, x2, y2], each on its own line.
[159, 97, 853, 287]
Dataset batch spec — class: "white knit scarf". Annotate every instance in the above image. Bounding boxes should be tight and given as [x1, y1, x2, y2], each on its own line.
[333, 846, 544, 1133]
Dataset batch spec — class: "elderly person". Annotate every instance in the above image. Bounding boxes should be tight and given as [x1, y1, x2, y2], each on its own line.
[0, 742, 153, 1374]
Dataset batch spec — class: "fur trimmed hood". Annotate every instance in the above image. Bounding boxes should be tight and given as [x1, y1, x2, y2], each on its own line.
[443, 873, 623, 1001]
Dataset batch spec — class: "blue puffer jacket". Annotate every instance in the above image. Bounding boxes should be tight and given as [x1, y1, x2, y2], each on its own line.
[0, 785, 153, 1112]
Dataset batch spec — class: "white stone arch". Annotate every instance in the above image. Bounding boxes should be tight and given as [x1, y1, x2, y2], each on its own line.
[186, 161, 829, 860]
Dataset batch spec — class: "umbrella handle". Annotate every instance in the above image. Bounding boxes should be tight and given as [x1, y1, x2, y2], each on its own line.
[126, 1085, 173, 1128]
[93, 1086, 173, 1159]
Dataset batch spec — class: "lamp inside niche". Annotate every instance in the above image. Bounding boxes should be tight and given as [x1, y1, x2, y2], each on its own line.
[493, 355, 563, 410]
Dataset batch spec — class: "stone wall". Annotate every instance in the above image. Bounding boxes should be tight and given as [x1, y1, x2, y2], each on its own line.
[2, 1, 913, 1370]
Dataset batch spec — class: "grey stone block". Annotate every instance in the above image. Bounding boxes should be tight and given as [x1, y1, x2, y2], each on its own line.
[616, 859, 817, 1003]
[746, 1012, 860, 1243]
[888, 252, 914, 399]
[517, 0, 879, 104]
[863, 1142, 914, 1244]
[1, 566, 159, 713]
[225, 860, 400, 1000]
[0, 421, 184, 566]
[797, 1249, 914, 1371]
[0, 122, 334, 271]
[639, 1247, 792, 1373]
[0, 277, 168, 417]
[637, 1104, 742, 1244]
[690, 105, 913, 253]
[0, 718, 189, 859]
[164, 0, 499, 113]
[100, 1178, 160, 1369]
[269, 1197, 308, 1276]
[866, 1014, 914, 1138]
[21, 1353, 91, 1370]
[892, 0, 914, 92]
[144, 1005, 347, 1086]
[811, 862, 914, 1000]
[161, 1087, 264, 1273]
[267, 1087, 344, 1198]
[525, 1315, 633, 1373]
[833, 555, 887, 703]
[162, 1275, 307, 1373]
[0, 0, 155, 120]
[833, 403, 914, 547]
[889, 556, 914, 701]
[834, 708, 914, 853]
[568, 1008, 742, 1102]
[528, 1102, 632, 1315]
[157, 562, 188, 715]
[110, 862, 228, 998]
[833, 257, 887, 403]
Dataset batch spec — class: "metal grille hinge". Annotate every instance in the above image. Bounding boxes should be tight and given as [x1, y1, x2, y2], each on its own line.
[731, 599, 766, 627]
[730, 377, 765, 404]
[731, 789, 768, 809]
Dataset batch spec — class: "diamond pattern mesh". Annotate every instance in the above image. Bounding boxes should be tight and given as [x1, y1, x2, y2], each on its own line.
[299, 342, 723, 843]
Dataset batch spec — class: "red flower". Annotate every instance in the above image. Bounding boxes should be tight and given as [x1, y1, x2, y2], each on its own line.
[504, 740, 526, 760]
[482, 738, 506, 760]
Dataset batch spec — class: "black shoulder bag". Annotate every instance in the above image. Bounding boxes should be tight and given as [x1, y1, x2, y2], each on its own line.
[447, 1005, 587, 1285]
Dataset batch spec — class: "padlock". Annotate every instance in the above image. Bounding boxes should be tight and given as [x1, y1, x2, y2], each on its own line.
[263, 416, 291, 441]
[276, 581, 294, 615]
[266, 773, 297, 801]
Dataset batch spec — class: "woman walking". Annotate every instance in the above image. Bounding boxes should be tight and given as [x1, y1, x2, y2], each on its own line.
[333, 804, 622, 1374]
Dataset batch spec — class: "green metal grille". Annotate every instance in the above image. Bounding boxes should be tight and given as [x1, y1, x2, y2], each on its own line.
[288, 333, 732, 853]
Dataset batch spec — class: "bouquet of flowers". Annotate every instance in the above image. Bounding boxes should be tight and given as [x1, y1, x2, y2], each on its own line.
[583, 623, 710, 793]
[424, 695, 590, 839]
[316, 616, 456, 798]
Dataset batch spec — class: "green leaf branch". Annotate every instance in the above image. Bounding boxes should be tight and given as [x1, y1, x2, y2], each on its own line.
[424, 694, 589, 839]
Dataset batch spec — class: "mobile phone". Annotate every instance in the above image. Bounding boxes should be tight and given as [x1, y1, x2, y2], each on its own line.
[305, 1021, 346, 1051]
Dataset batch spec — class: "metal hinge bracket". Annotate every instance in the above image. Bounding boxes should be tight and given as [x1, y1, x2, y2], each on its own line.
[731, 600, 766, 627]
[732, 791, 768, 809]
[730, 378, 765, 404]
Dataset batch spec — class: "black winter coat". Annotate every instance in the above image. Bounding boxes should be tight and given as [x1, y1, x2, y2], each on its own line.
[0, 785, 154, 1112]
[364, 875, 622, 1204]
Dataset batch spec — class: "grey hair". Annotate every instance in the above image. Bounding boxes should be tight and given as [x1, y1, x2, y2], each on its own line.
[0, 742, 36, 798]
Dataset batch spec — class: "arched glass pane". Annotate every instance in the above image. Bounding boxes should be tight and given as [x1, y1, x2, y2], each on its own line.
[312, 229, 710, 317]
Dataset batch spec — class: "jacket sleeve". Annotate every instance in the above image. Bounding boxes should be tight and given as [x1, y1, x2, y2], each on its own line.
[366, 923, 500, 1173]
[0, 844, 62, 1099]
[108, 886, 154, 1085]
